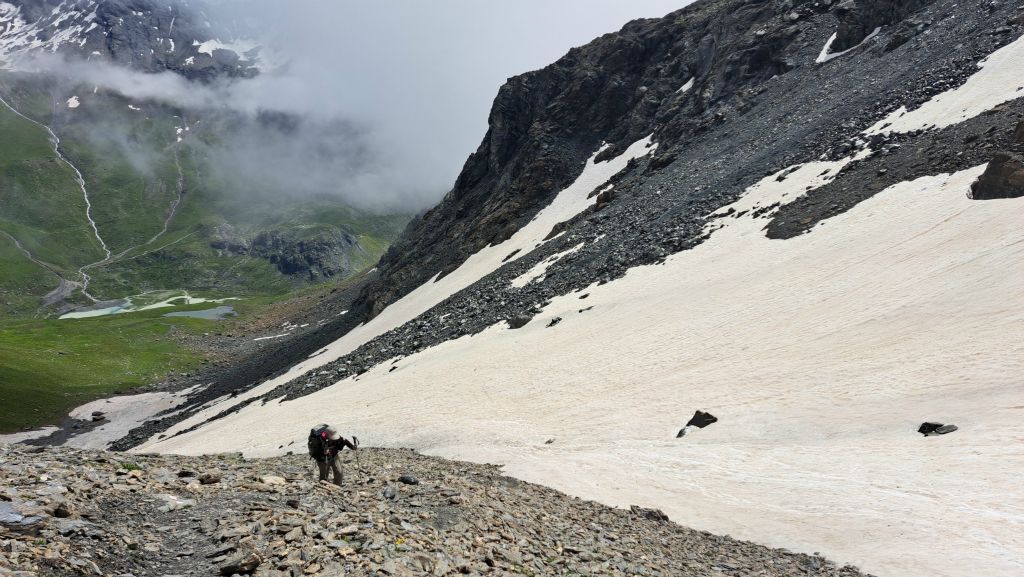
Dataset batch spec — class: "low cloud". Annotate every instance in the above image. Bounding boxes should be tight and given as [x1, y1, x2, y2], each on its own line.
[19, 0, 685, 214]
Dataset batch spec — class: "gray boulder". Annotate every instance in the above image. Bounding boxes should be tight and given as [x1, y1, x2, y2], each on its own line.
[970, 153, 1024, 199]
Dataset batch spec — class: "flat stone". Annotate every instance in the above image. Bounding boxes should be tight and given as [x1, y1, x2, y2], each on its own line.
[219, 551, 261, 575]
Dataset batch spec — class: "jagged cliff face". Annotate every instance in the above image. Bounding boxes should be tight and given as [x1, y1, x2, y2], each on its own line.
[0, 0, 259, 79]
[358, 0, 953, 319]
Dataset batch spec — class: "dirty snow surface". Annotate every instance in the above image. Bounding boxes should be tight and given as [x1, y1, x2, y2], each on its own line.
[67, 389, 196, 450]
[144, 158, 1024, 577]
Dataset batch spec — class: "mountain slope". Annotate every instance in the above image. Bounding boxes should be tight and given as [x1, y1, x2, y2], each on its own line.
[98, 0, 1024, 575]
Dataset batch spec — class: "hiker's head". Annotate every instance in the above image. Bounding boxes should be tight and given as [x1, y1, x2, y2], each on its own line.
[325, 426, 342, 441]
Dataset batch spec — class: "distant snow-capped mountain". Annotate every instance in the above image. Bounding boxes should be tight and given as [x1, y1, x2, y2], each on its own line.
[0, 0, 259, 79]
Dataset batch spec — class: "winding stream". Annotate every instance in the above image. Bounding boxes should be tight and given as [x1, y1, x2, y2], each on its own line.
[0, 92, 111, 301]
[1, 92, 190, 311]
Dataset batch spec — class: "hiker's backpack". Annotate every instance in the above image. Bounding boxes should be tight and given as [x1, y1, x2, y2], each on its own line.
[308, 424, 330, 460]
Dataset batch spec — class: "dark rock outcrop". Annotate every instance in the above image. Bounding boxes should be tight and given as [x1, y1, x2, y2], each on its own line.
[211, 227, 364, 280]
[970, 152, 1024, 199]
[249, 231, 361, 280]
[507, 315, 532, 329]
[832, 0, 939, 52]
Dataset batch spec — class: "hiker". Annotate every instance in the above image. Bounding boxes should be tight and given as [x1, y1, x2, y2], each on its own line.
[307, 424, 359, 486]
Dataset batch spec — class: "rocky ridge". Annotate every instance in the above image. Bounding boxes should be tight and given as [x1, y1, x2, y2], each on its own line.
[0, 444, 871, 577]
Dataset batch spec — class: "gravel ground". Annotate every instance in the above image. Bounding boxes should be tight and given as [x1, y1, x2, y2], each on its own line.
[0, 444, 871, 577]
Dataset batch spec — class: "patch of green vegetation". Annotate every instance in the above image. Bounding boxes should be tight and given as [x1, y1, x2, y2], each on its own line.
[53, 95, 185, 254]
[0, 232, 57, 317]
[0, 309, 208, 433]
[0, 95, 106, 272]
[120, 462, 141, 471]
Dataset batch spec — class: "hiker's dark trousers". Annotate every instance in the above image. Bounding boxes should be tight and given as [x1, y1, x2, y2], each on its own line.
[316, 454, 343, 486]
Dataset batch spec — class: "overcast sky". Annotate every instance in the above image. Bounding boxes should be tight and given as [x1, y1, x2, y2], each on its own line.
[193, 1, 686, 210]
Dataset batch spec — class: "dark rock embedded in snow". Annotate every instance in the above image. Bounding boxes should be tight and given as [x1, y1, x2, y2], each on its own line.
[678, 410, 718, 436]
[970, 152, 1024, 199]
[918, 422, 958, 436]
[507, 316, 532, 329]
[686, 410, 719, 429]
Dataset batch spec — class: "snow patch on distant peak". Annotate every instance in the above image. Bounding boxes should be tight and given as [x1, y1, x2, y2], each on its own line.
[195, 38, 259, 57]
[0, 0, 94, 68]
[66, 95, 80, 108]
[677, 77, 694, 94]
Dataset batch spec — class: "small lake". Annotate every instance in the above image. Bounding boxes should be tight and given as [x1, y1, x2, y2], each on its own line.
[59, 291, 239, 319]
[162, 305, 237, 320]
